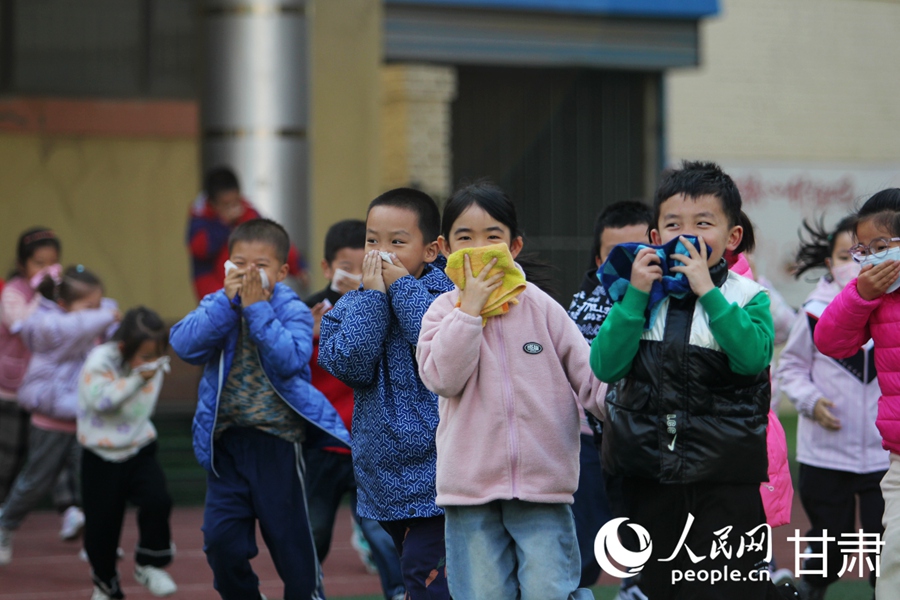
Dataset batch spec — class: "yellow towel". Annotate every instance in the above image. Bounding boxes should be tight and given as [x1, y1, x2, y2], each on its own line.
[445, 243, 527, 324]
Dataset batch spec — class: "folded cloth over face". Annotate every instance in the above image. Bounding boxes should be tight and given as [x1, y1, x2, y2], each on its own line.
[599, 235, 711, 329]
[445, 243, 527, 325]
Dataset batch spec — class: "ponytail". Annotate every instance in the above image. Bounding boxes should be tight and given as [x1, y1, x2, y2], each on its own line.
[734, 211, 756, 255]
[793, 215, 856, 280]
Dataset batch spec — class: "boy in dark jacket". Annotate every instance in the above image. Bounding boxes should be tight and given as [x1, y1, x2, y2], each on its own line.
[591, 162, 775, 599]
[305, 219, 405, 600]
[170, 218, 349, 600]
[567, 200, 652, 591]
[318, 189, 453, 600]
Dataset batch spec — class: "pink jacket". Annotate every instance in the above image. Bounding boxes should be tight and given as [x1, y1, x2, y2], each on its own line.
[730, 254, 793, 527]
[417, 283, 606, 506]
[815, 279, 900, 455]
[0, 277, 40, 399]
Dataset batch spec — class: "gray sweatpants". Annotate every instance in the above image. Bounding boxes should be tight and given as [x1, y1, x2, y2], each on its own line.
[0, 426, 80, 531]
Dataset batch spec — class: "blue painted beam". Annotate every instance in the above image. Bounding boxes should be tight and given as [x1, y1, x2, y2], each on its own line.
[386, 0, 719, 19]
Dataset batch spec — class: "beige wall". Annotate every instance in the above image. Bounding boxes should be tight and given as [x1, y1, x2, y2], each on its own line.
[667, 0, 900, 162]
[0, 134, 199, 321]
[308, 0, 383, 291]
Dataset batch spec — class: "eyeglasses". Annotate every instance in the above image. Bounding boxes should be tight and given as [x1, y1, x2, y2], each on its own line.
[849, 237, 900, 263]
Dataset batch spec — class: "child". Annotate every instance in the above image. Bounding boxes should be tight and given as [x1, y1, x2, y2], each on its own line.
[304, 219, 405, 600]
[187, 166, 308, 300]
[170, 218, 349, 600]
[79, 307, 178, 600]
[776, 215, 887, 600]
[0, 266, 119, 565]
[591, 161, 775, 599]
[0, 228, 61, 504]
[318, 188, 454, 599]
[416, 181, 605, 600]
[566, 200, 652, 590]
[813, 188, 900, 599]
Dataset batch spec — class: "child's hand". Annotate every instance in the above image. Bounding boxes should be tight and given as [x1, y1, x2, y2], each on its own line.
[458, 255, 503, 318]
[813, 397, 841, 430]
[242, 268, 270, 306]
[362, 250, 386, 293]
[310, 301, 332, 337]
[381, 253, 410, 289]
[224, 267, 246, 300]
[630, 247, 663, 293]
[670, 236, 715, 297]
[857, 260, 900, 300]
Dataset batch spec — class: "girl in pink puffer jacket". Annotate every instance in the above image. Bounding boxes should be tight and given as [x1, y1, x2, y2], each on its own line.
[778, 215, 887, 599]
[814, 189, 900, 599]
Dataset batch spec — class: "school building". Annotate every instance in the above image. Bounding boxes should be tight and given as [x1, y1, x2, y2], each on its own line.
[0, 0, 717, 323]
[0, 0, 897, 321]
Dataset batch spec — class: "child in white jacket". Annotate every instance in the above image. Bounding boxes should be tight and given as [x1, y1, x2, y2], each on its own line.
[78, 307, 177, 600]
[417, 181, 605, 600]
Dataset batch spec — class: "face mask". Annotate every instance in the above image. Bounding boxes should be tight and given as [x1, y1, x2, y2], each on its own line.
[830, 262, 861, 289]
[861, 247, 900, 293]
[330, 268, 362, 293]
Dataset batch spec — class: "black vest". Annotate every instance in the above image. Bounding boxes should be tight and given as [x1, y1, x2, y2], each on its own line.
[600, 262, 770, 484]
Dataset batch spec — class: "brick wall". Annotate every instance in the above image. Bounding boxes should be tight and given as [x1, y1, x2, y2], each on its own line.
[381, 64, 458, 199]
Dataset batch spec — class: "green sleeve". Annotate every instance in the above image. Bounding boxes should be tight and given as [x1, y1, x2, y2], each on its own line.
[590, 285, 649, 382]
[699, 288, 774, 376]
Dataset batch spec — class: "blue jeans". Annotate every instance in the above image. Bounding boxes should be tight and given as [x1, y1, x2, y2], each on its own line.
[444, 500, 594, 600]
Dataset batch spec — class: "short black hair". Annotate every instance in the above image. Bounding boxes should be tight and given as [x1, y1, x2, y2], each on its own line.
[655, 161, 742, 228]
[228, 218, 290, 264]
[367, 188, 441, 244]
[113, 306, 169, 364]
[855, 188, 900, 238]
[590, 200, 653, 262]
[204, 166, 241, 202]
[324, 219, 366, 264]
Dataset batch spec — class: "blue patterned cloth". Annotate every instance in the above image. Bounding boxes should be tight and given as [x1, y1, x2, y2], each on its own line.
[599, 235, 710, 329]
[318, 256, 454, 522]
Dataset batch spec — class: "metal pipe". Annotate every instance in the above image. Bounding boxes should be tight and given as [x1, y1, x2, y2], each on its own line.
[200, 0, 309, 263]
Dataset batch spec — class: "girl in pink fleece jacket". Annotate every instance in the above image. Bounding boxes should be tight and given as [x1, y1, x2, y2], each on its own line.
[417, 182, 605, 600]
[814, 189, 900, 599]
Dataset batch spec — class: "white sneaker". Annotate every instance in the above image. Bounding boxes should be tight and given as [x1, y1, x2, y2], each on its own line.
[60, 506, 85, 541]
[0, 527, 13, 565]
[91, 586, 113, 600]
[134, 565, 177, 596]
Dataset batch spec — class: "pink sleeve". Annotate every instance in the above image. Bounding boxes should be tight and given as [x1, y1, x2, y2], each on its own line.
[416, 292, 484, 399]
[813, 279, 879, 359]
[0, 286, 34, 330]
[549, 299, 606, 420]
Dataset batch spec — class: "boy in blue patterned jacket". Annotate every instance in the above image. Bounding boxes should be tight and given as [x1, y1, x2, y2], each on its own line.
[318, 189, 453, 600]
[170, 219, 350, 600]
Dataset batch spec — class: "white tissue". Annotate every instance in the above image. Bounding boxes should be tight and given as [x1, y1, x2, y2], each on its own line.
[133, 355, 171, 375]
[379, 252, 394, 265]
[225, 260, 270, 290]
[330, 268, 362, 293]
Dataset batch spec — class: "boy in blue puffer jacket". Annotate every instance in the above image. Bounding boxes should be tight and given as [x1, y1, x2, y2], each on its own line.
[170, 218, 350, 600]
[318, 189, 453, 600]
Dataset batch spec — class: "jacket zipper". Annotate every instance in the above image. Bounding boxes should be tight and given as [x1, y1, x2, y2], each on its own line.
[495, 317, 519, 498]
[209, 352, 225, 477]
[255, 347, 348, 446]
